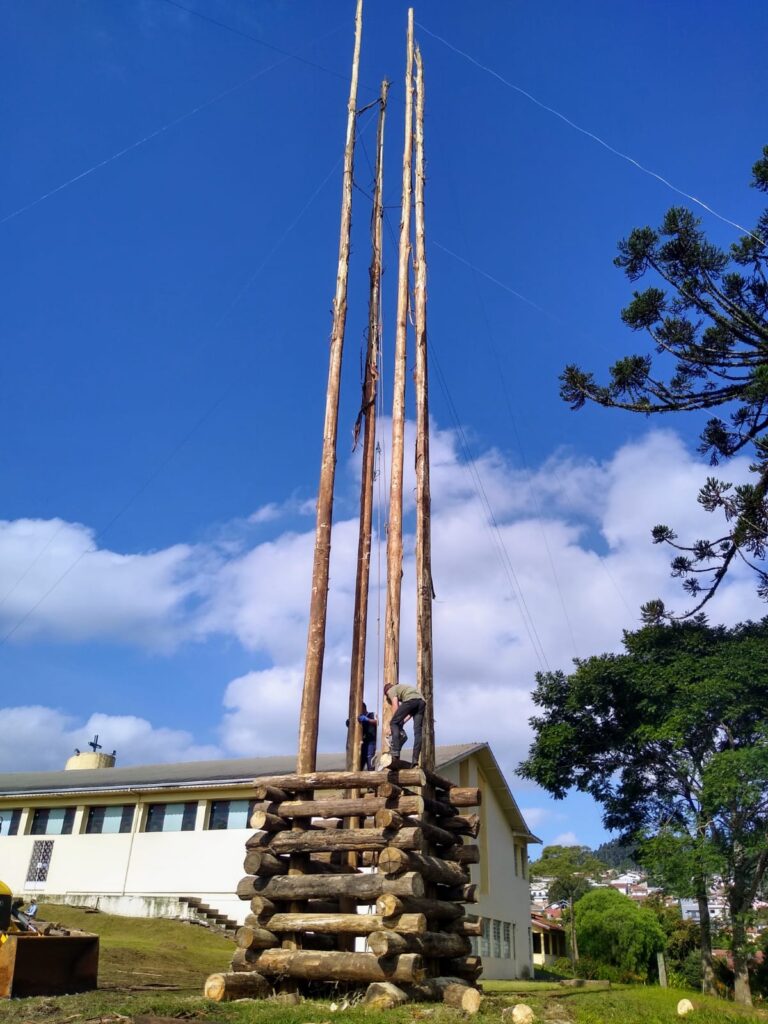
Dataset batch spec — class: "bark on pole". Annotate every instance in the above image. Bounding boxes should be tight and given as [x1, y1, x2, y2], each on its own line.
[412, 45, 435, 772]
[382, 8, 415, 749]
[297, 0, 363, 774]
[347, 78, 389, 774]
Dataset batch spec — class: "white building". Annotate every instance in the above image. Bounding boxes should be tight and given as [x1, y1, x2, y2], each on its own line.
[0, 742, 540, 980]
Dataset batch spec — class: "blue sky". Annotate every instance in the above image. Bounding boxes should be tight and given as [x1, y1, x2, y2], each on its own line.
[1, 0, 767, 849]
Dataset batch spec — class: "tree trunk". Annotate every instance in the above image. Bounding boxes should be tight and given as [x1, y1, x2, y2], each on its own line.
[243, 850, 288, 877]
[204, 971, 270, 1001]
[382, 7, 414, 742]
[569, 895, 579, 963]
[412, 44, 435, 773]
[253, 949, 425, 984]
[695, 887, 716, 996]
[731, 911, 753, 1006]
[297, 0, 363, 774]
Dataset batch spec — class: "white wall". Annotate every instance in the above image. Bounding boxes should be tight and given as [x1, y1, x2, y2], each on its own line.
[439, 755, 534, 980]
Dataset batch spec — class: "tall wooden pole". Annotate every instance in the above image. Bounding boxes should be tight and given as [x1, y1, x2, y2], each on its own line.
[297, 0, 363, 774]
[382, 8, 414, 749]
[346, 79, 389, 772]
[413, 46, 435, 772]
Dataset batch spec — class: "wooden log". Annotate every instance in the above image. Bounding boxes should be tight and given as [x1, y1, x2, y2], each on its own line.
[253, 949, 425, 984]
[448, 917, 483, 937]
[245, 830, 273, 850]
[445, 844, 481, 865]
[204, 971, 270, 1001]
[249, 895, 277, 921]
[382, 7, 415, 751]
[252, 784, 290, 803]
[447, 787, 481, 808]
[440, 813, 481, 837]
[243, 850, 288, 877]
[251, 769, 425, 792]
[362, 981, 409, 1009]
[254, 870, 425, 901]
[296, 0, 363, 775]
[409, 820, 455, 848]
[269, 826, 422, 855]
[408, 978, 482, 1013]
[376, 894, 464, 922]
[275, 796, 420, 819]
[249, 810, 290, 833]
[266, 912, 426, 935]
[378, 849, 470, 887]
[245, 908, 344, 929]
[441, 956, 482, 980]
[235, 924, 280, 950]
[377, 782, 402, 800]
[425, 769, 456, 792]
[439, 882, 478, 904]
[375, 808, 404, 830]
[230, 947, 260, 972]
[368, 930, 472, 959]
[422, 796, 458, 819]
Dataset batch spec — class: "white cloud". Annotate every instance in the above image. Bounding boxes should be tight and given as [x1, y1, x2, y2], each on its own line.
[0, 426, 763, 812]
[0, 706, 220, 772]
[552, 831, 580, 847]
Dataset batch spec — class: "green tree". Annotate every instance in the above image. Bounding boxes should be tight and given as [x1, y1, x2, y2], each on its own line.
[560, 145, 768, 619]
[529, 844, 605, 961]
[575, 887, 665, 979]
[519, 617, 768, 1005]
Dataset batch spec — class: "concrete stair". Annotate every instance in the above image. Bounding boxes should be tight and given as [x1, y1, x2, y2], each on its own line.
[179, 896, 238, 936]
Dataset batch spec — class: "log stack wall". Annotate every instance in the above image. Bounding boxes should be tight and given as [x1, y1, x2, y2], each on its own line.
[205, 766, 483, 1001]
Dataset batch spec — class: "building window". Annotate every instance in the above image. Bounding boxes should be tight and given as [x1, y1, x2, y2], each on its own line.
[521, 846, 528, 878]
[532, 932, 542, 954]
[0, 809, 22, 836]
[26, 840, 54, 886]
[492, 919, 502, 958]
[30, 807, 76, 836]
[503, 922, 511, 958]
[86, 805, 135, 834]
[479, 918, 490, 957]
[208, 799, 254, 830]
[145, 802, 197, 833]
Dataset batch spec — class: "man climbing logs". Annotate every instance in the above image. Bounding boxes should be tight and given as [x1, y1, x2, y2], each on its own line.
[384, 682, 426, 768]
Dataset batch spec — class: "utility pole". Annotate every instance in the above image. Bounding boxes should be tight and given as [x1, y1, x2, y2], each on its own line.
[297, 0, 363, 774]
[382, 7, 414, 751]
[346, 79, 389, 772]
[413, 45, 435, 772]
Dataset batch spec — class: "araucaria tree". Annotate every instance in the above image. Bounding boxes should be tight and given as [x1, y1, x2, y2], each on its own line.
[561, 146, 768, 618]
[519, 617, 768, 1005]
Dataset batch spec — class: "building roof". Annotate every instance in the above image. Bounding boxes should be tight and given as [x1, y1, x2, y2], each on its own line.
[0, 744, 481, 797]
[0, 741, 540, 843]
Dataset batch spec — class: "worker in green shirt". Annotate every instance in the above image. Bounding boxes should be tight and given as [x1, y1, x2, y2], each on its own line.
[383, 682, 426, 767]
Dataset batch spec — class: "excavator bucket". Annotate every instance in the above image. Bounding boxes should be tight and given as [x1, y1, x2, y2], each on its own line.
[0, 932, 99, 998]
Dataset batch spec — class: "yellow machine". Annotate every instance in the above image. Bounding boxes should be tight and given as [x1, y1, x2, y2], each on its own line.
[0, 882, 99, 999]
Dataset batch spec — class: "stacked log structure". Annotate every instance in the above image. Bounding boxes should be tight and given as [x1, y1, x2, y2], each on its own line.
[205, 767, 483, 1004]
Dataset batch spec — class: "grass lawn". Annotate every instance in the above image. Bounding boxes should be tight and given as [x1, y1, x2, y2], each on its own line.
[2, 906, 767, 1023]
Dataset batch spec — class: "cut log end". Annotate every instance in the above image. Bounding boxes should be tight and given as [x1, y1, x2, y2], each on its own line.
[204, 971, 270, 1002]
